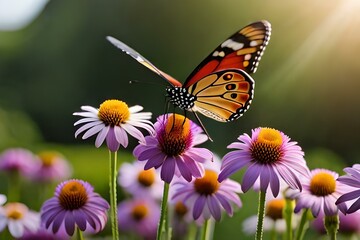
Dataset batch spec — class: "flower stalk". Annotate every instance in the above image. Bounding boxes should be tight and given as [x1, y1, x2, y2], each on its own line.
[325, 214, 339, 240]
[157, 182, 170, 240]
[109, 151, 119, 240]
[256, 190, 267, 240]
[295, 208, 310, 240]
[284, 198, 294, 240]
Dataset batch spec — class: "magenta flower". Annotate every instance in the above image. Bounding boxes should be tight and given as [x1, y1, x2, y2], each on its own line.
[41, 179, 109, 236]
[29, 151, 72, 182]
[74, 99, 154, 152]
[118, 161, 163, 200]
[336, 164, 360, 214]
[117, 198, 160, 239]
[172, 157, 242, 222]
[0, 202, 40, 238]
[133, 114, 212, 183]
[218, 127, 309, 197]
[288, 169, 351, 217]
[0, 148, 37, 177]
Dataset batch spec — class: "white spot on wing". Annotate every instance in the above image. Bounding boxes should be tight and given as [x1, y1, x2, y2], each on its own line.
[250, 40, 258, 47]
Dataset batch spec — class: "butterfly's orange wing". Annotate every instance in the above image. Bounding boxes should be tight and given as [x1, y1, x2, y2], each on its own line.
[187, 69, 254, 122]
[183, 21, 271, 88]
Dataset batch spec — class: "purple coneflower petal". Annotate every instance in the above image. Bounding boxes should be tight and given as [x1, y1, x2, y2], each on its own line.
[336, 190, 360, 204]
[260, 165, 270, 191]
[242, 163, 262, 192]
[276, 164, 302, 190]
[114, 126, 128, 148]
[176, 157, 192, 182]
[82, 124, 105, 139]
[183, 156, 202, 178]
[106, 127, 120, 151]
[73, 209, 87, 231]
[338, 176, 360, 188]
[161, 157, 176, 183]
[52, 211, 66, 233]
[207, 197, 221, 221]
[215, 193, 233, 216]
[144, 153, 166, 170]
[64, 211, 75, 235]
[347, 198, 360, 214]
[122, 123, 145, 142]
[95, 126, 109, 148]
[74, 117, 99, 126]
[193, 196, 206, 220]
[269, 167, 280, 197]
[75, 121, 103, 138]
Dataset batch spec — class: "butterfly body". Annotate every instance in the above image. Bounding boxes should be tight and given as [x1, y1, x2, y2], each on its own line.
[107, 20, 271, 124]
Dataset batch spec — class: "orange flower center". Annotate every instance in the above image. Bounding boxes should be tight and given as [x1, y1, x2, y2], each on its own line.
[194, 170, 220, 195]
[137, 169, 155, 187]
[131, 203, 148, 221]
[4, 202, 28, 220]
[160, 114, 191, 156]
[59, 180, 88, 210]
[174, 201, 188, 217]
[265, 199, 286, 220]
[251, 128, 283, 164]
[310, 172, 336, 196]
[98, 99, 130, 126]
[38, 151, 59, 167]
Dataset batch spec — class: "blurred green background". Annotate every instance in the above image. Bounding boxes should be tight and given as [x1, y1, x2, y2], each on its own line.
[0, 0, 360, 239]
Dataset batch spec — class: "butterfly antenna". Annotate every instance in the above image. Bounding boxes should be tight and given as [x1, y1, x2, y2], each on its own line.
[129, 79, 168, 87]
[191, 111, 213, 142]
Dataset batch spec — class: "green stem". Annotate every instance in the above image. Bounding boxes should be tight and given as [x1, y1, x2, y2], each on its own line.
[7, 172, 20, 202]
[255, 190, 267, 240]
[76, 227, 84, 240]
[324, 215, 339, 240]
[270, 222, 277, 240]
[295, 208, 309, 240]
[284, 198, 294, 240]
[201, 219, 209, 240]
[157, 182, 170, 240]
[109, 150, 119, 240]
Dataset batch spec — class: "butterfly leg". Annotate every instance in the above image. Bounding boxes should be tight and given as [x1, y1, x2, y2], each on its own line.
[191, 110, 213, 142]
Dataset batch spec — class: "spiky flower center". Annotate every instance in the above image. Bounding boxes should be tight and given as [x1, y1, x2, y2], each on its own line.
[159, 114, 191, 156]
[137, 169, 155, 187]
[251, 128, 283, 164]
[265, 199, 286, 220]
[38, 151, 58, 167]
[174, 201, 188, 217]
[310, 172, 336, 196]
[194, 170, 220, 195]
[131, 203, 148, 221]
[5, 202, 27, 220]
[98, 99, 130, 126]
[59, 180, 88, 210]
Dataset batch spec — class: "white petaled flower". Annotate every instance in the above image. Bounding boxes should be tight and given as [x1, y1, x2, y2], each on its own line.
[0, 202, 40, 238]
[73, 99, 154, 152]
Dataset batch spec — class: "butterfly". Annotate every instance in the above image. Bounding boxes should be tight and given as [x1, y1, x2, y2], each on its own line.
[107, 20, 271, 139]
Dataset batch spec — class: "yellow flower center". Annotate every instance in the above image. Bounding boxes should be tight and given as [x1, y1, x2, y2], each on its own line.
[137, 169, 155, 187]
[174, 201, 188, 217]
[59, 180, 88, 210]
[310, 172, 336, 196]
[38, 151, 59, 167]
[251, 128, 283, 164]
[194, 170, 220, 195]
[5, 202, 27, 220]
[98, 100, 130, 126]
[265, 199, 286, 220]
[131, 203, 148, 221]
[160, 114, 191, 156]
